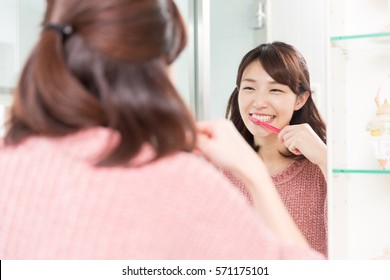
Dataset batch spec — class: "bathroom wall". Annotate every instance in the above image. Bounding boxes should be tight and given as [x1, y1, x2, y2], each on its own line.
[0, 0, 44, 135]
[0, 0, 18, 89]
[0, 0, 18, 135]
[267, 0, 328, 118]
[208, 0, 266, 120]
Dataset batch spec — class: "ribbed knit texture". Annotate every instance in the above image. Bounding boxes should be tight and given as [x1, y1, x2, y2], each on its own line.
[224, 158, 327, 257]
[0, 128, 324, 260]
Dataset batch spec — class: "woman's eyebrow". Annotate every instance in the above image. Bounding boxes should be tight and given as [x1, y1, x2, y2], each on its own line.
[241, 78, 257, 83]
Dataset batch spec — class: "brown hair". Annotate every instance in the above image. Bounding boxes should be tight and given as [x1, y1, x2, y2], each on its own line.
[5, 0, 196, 166]
[226, 42, 326, 157]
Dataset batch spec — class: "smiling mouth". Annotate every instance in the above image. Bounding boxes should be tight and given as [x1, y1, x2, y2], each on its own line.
[249, 114, 280, 134]
[249, 113, 275, 123]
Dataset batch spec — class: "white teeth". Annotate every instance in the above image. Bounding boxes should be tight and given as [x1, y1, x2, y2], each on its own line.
[251, 114, 274, 122]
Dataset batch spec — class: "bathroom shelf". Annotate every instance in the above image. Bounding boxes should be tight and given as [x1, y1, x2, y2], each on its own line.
[330, 32, 390, 53]
[332, 168, 390, 174]
[330, 32, 390, 41]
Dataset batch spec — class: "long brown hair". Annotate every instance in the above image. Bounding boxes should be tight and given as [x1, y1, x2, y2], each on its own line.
[226, 42, 326, 157]
[5, 0, 196, 166]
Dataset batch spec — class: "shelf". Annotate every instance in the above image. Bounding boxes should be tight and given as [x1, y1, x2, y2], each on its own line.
[330, 32, 390, 53]
[333, 168, 390, 174]
[330, 32, 390, 41]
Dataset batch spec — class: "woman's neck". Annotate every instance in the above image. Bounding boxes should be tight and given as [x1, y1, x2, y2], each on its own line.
[256, 138, 294, 176]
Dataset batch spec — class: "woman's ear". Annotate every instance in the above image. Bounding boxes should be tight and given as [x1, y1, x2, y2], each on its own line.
[294, 91, 310, 110]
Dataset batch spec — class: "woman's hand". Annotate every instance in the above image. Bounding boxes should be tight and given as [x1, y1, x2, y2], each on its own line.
[278, 123, 327, 179]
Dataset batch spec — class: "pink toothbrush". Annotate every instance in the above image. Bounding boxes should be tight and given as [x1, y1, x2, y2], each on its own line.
[249, 116, 281, 134]
[249, 115, 301, 154]
[257, 121, 281, 134]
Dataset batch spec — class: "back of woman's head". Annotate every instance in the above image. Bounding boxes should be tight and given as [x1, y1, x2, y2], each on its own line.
[6, 0, 195, 166]
[226, 41, 326, 154]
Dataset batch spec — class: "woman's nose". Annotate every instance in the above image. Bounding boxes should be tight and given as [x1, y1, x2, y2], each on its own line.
[252, 91, 268, 108]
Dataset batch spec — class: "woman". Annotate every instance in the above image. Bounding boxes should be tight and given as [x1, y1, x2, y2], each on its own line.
[225, 42, 328, 256]
[0, 0, 322, 259]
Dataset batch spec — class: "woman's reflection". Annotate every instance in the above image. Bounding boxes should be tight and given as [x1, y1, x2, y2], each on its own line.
[225, 41, 328, 256]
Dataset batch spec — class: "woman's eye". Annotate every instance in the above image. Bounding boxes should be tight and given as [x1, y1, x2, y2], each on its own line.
[270, 88, 284, 93]
[242, 87, 255, 91]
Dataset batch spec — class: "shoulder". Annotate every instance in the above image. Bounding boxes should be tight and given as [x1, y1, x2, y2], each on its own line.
[298, 158, 327, 188]
[150, 151, 246, 196]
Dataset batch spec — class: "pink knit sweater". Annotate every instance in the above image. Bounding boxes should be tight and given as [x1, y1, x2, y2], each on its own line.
[224, 158, 327, 257]
[0, 128, 323, 259]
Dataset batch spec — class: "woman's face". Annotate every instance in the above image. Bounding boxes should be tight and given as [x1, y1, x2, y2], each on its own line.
[238, 60, 305, 139]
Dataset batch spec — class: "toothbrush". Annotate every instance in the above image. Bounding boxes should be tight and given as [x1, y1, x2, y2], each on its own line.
[249, 115, 301, 154]
[257, 121, 281, 134]
[249, 116, 281, 134]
